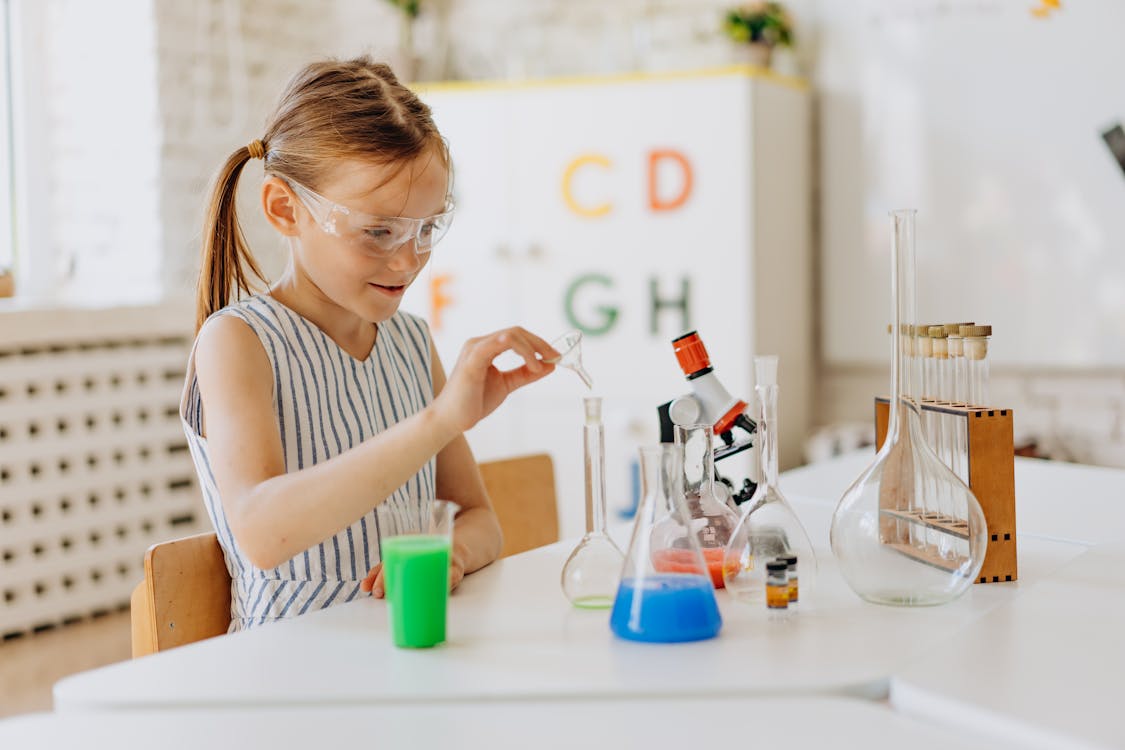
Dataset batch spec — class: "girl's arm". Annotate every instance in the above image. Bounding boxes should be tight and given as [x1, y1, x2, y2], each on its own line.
[193, 315, 553, 570]
[362, 345, 504, 597]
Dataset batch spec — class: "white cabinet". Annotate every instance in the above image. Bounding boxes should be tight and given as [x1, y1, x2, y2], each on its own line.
[405, 68, 812, 537]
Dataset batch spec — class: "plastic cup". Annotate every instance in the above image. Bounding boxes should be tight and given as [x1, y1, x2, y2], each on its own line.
[383, 499, 459, 648]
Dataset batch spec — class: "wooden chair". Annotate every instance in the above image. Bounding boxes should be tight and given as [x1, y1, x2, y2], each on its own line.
[130, 453, 559, 657]
[479, 452, 559, 558]
[129, 531, 230, 658]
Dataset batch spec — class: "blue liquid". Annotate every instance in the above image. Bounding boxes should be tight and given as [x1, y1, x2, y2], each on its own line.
[610, 575, 722, 643]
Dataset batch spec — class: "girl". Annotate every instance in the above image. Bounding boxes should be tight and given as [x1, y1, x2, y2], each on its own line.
[182, 56, 558, 632]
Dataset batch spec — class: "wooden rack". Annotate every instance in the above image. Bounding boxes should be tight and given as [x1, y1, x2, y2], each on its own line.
[875, 399, 1017, 584]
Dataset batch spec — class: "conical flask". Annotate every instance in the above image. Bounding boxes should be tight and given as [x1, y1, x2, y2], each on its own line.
[829, 210, 988, 606]
[723, 355, 818, 602]
[610, 444, 722, 643]
[649, 424, 740, 588]
[561, 397, 624, 608]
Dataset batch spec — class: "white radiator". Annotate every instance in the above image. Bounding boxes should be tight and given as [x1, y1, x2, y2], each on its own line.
[0, 303, 205, 638]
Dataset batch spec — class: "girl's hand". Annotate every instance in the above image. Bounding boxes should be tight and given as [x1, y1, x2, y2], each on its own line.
[432, 327, 558, 434]
[360, 541, 471, 598]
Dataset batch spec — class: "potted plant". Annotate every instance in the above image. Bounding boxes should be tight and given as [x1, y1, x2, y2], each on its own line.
[722, 2, 794, 69]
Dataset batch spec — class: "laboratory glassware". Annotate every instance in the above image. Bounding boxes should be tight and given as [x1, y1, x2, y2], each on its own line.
[830, 210, 988, 606]
[722, 355, 817, 602]
[545, 329, 594, 389]
[655, 423, 740, 588]
[945, 326, 972, 483]
[610, 444, 722, 643]
[561, 397, 624, 608]
[961, 325, 992, 408]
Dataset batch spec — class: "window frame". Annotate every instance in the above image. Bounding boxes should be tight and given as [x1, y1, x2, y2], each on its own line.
[4, 0, 51, 300]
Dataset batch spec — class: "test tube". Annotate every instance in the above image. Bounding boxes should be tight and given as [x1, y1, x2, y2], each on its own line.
[961, 325, 993, 408]
[944, 322, 973, 484]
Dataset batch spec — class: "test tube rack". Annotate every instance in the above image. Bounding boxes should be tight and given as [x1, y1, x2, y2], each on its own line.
[874, 398, 1017, 584]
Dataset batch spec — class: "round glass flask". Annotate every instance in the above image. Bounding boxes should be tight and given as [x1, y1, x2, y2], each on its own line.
[723, 355, 817, 602]
[560, 397, 624, 608]
[829, 210, 988, 606]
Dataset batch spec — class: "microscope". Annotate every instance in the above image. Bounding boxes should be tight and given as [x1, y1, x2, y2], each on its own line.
[658, 331, 759, 506]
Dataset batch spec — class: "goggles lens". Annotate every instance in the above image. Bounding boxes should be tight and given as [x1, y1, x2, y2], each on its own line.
[288, 179, 454, 257]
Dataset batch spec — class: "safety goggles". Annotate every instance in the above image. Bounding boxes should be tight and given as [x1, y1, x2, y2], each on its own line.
[286, 178, 454, 257]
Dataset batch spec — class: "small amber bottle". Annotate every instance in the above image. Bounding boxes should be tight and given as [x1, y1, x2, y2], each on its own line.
[766, 559, 789, 610]
[779, 553, 798, 603]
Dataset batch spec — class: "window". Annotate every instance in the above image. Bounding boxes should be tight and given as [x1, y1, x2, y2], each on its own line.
[0, 0, 13, 276]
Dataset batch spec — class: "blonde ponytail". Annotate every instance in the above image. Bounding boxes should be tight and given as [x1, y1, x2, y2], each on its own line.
[196, 145, 268, 333]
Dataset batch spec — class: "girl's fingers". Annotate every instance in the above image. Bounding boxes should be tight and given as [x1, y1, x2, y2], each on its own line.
[361, 563, 384, 596]
[467, 328, 555, 373]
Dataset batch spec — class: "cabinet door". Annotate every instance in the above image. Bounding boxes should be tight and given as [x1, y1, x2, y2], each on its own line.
[507, 77, 758, 535]
[405, 89, 525, 462]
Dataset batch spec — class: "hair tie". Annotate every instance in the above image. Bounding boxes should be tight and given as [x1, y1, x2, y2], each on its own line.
[247, 139, 266, 160]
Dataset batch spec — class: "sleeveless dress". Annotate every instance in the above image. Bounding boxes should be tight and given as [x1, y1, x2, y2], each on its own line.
[180, 294, 436, 632]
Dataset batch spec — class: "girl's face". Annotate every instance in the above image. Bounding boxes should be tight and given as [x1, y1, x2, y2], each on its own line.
[289, 150, 450, 323]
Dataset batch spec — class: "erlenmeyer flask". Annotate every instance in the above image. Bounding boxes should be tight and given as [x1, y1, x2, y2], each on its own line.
[652, 424, 740, 588]
[545, 330, 593, 389]
[561, 397, 624, 608]
[610, 444, 722, 643]
[829, 210, 987, 606]
[723, 355, 817, 602]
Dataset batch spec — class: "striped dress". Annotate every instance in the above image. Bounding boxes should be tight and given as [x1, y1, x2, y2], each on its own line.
[180, 294, 436, 632]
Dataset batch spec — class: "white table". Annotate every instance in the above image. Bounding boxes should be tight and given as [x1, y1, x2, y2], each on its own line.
[53, 499, 1085, 710]
[43, 454, 1125, 750]
[0, 698, 1021, 750]
[891, 543, 1125, 750]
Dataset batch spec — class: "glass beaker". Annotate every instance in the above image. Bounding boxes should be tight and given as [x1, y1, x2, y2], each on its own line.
[610, 444, 722, 643]
[652, 424, 740, 588]
[545, 330, 594, 389]
[561, 397, 624, 608]
[829, 210, 988, 606]
[723, 355, 818, 602]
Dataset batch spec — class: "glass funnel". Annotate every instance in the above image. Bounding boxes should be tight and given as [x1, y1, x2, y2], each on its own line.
[545, 330, 594, 389]
[651, 424, 740, 588]
[723, 355, 818, 602]
[561, 397, 624, 608]
[610, 444, 722, 643]
[829, 210, 987, 606]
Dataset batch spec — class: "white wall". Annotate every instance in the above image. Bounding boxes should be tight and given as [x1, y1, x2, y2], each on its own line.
[811, 1, 1125, 467]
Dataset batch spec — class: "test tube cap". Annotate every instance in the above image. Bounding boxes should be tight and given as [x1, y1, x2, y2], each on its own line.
[960, 325, 993, 337]
[928, 326, 948, 338]
[944, 322, 973, 336]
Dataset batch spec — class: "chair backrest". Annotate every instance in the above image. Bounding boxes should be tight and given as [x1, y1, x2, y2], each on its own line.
[480, 452, 560, 558]
[130, 453, 559, 657]
[130, 531, 229, 658]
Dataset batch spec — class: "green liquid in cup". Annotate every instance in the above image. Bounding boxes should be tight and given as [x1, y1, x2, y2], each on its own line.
[383, 534, 451, 648]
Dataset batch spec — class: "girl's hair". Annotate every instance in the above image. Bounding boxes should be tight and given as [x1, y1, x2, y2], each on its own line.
[196, 56, 448, 332]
